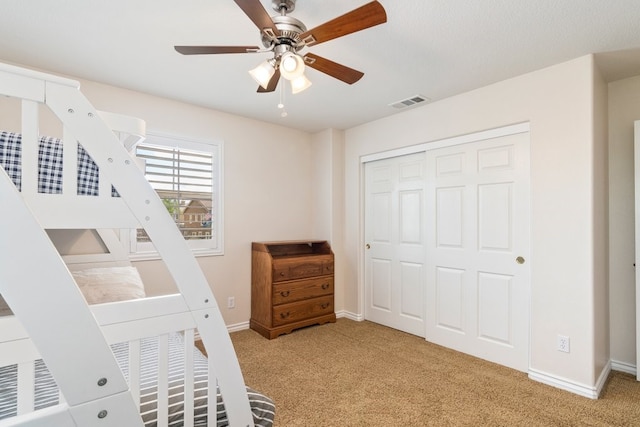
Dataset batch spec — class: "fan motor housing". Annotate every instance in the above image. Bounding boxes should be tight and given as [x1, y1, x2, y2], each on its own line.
[261, 15, 307, 49]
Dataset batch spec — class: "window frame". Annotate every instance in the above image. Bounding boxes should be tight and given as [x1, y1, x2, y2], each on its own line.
[125, 131, 224, 260]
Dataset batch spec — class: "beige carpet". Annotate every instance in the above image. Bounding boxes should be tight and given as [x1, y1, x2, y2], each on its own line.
[231, 318, 640, 426]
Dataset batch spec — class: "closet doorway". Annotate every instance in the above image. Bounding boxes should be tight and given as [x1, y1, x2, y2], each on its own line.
[363, 125, 531, 372]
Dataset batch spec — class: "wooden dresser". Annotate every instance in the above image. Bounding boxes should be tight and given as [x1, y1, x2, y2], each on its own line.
[250, 240, 336, 339]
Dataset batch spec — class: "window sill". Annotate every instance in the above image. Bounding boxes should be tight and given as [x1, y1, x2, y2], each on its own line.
[129, 248, 223, 262]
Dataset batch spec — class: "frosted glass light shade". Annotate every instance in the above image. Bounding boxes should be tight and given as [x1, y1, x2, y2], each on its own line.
[279, 52, 305, 80]
[290, 74, 312, 94]
[249, 60, 276, 89]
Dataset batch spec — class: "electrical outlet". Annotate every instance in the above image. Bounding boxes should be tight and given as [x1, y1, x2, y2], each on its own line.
[557, 335, 570, 353]
[227, 297, 235, 309]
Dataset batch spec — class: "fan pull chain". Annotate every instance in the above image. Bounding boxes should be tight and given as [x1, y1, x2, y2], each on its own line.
[278, 82, 288, 117]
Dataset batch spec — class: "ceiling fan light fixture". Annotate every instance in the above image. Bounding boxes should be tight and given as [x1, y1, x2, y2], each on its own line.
[249, 59, 277, 89]
[279, 51, 305, 80]
[290, 74, 312, 94]
[176, 0, 388, 95]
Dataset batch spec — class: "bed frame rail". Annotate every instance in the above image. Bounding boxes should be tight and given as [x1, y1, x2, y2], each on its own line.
[0, 296, 219, 427]
[0, 62, 253, 426]
[3, 85, 146, 230]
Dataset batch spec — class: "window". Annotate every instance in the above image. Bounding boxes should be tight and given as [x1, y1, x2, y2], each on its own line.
[127, 132, 223, 258]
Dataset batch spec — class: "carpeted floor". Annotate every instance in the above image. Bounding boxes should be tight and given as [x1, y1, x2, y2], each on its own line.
[230, 318, 640, 426]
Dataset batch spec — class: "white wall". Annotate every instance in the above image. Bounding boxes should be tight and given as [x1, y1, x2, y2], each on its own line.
[608, 75, 640, 370]
[342, 55, 608, 390]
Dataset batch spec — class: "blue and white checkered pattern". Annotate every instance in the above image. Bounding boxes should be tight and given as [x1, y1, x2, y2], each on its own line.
[0, 131, 22, 191]
[0, 131, 118, 196]
[37, 135, 64, 194]
[76, 141, 99, 196]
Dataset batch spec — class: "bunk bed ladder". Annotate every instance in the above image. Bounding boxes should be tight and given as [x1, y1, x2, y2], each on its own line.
[0, 63, 253, 426]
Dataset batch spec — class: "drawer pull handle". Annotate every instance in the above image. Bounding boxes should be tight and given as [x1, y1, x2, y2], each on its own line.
[280, 312, 290, 319]
[280, 272, 285, 276]
[321, 303, 330, 309]
[280, 291, 290, 297]
[321, 283, 330, 290]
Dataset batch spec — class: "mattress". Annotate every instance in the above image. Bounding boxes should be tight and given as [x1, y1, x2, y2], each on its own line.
[0, 332, 274, 426]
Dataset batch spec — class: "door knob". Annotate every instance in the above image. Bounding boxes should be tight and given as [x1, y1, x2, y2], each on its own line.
[366, 243, 371, 249]
[516, 256, 525, 264]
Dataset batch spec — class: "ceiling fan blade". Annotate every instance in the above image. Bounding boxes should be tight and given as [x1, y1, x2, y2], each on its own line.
[175, 46, 259, 55]
[234, 0, 279, 38]
[257, 68, 281, 93]
[303, 53, 364, 84]
[299, 1, 387, 47]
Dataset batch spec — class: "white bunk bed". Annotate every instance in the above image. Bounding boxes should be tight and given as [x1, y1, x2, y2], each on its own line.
[0, 62, 274, 426]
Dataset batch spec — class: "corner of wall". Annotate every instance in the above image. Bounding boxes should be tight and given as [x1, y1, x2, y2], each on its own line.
[310, 128, 347, 313]
[591, 56, 611, 382]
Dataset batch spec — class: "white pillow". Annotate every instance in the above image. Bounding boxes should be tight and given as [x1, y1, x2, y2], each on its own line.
[72, 266, 146, 304]
[0, 267, 145, 316]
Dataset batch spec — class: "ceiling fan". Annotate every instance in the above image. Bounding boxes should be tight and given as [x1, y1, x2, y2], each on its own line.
[175, 0, 387, 94]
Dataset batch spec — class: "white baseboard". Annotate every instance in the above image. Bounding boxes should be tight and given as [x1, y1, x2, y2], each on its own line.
[336, 310, 364, 321]
[227, 321, 250, 333]
[228, 315, 636, 397]
[595, 361, 613, 396]
[529, 359, 637, 400]
[611, 359, 637, 376]
[528, 360, 611, 399]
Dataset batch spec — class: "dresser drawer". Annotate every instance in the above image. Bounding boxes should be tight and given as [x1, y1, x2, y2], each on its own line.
[272, 295, 334, 326]
[272, 255, 334, 282]
[273, 277, 333, 305]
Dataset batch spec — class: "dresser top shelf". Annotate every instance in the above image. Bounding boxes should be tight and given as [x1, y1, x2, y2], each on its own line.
[252, 240, 332, 257]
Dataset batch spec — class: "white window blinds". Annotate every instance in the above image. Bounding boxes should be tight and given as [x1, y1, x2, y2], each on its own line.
[136, 143, 214, 242]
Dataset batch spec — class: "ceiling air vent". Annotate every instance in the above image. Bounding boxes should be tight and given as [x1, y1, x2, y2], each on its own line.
[389, 94, 430, 110]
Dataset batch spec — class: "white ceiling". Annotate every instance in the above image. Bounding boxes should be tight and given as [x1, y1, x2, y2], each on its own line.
[2, 1, 640, 133]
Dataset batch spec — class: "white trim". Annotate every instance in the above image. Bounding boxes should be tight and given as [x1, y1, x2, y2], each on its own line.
[361, 122, 530, 164]
[227, 321, 251, 333]
[336, 310, 364, 322]
[358, 157, 366, 329]
[611, 359, 637, 376]
[126, 131, 225, 258]
[128, 247, 221, 261]
[635, 120, 640, 381]
[595, 362, 613, 397]
[528, 362, 611, 399]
